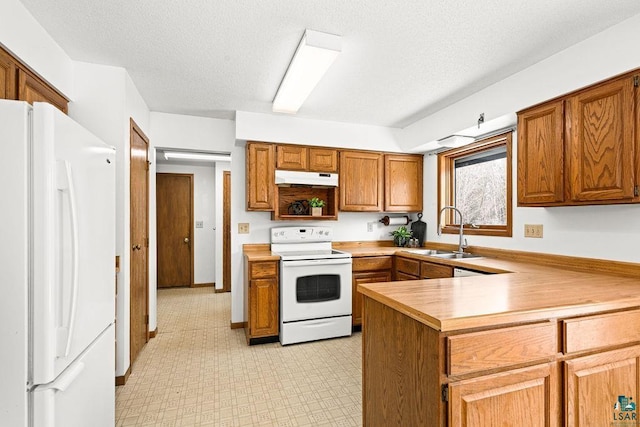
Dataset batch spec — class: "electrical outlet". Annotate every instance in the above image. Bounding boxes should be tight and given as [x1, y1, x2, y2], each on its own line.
[367, 222, 374, 232]
[238, 223, 250, 234]
[524, 224, 543, 238]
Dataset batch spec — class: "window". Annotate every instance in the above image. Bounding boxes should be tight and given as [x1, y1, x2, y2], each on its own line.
[437, 132, 512, 237]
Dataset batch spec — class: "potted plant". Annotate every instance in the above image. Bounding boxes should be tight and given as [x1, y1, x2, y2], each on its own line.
[390, 226, 412, 247]
[308, 197, 325, 216]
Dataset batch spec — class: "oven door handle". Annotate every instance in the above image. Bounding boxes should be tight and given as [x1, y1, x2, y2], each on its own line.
[282, 258, 352, 267]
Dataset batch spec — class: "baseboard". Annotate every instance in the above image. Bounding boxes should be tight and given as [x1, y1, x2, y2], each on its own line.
[230, 321, 246, 329]
[115, 365, 131, 386]
[215, 288, 229, 293]
[149, 327, 158, 338]
[192, 282, 215, 288]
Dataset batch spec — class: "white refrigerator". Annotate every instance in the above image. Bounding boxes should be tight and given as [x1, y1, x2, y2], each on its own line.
[0, 100, 116, 426]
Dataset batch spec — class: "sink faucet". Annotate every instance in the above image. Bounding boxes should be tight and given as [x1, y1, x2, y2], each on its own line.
[437, 206, 467, 254]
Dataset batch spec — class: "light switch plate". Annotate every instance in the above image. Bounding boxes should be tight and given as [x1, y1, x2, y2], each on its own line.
[196, 220, 203, 229]
[238, 223, 250, 234]
[524, 224, 543, 238]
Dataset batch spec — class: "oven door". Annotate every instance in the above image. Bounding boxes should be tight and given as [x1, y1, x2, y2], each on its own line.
[280, 258, 352, 322]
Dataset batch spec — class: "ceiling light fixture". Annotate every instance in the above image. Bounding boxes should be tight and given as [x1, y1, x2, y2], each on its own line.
[272, 29, 342, 114]
[436, 135, 475, 148]
[163, 151, 231, 162]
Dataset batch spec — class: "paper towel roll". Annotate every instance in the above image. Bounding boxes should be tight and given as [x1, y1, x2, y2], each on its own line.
[379, 215, 411, 226]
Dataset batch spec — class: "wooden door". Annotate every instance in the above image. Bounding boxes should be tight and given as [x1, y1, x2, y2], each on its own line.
[222, 171, 231, 292]
[246, 142, 274, 210]
[339, 150, 383, 211]
[352, 271, 392, 326]
[249, 277, 278, 337]
[17, 69, 68, 113]
[156, 173, 193, 288]
[565, 345, 640, 426]
[129, 119, 149, 367]
[449, 363, 559, 427]
[517, 100, 565, 205]
[0, 47, 16, 100]
[384, 154, 423, 212]
[567, 76, 635, 201]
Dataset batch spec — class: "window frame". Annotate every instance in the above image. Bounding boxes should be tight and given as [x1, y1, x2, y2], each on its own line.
[437, 132, 513, 237]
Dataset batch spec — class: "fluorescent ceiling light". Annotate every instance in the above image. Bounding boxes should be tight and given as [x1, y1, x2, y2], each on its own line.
[436, 135, 475, 148]
[273, 29, 341, 114]
[163, 151, 231, 162]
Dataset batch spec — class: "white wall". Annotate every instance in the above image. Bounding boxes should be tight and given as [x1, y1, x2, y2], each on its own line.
[0, 0, 74, 98]
[156, 164, 217, 284]
[402, 13, 640, 151]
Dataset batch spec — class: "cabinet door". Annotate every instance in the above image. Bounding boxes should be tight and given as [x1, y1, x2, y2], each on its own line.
[352, 270, 392, 326]
[565, 345, 640, 427]
[309, 147, 338, 172]
[276, 145, 307, 170]
[0, 47, 17, 100]
[17, 69, 68, 113]
[421, 261, 452, 279]
[249, 277, 278, 337]
[567, 76, 635, 201]
[449, 363, 559, 427]
[517, 100, 565, 205]
[246, 142, 275, 210]
[339, 151, 383, 211]
[384, 154, 423, 212]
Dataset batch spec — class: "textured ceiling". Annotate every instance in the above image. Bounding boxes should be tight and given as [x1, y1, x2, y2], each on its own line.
[18, 0, 640, 128]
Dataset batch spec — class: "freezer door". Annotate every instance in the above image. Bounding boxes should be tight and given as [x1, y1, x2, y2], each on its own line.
[32, 325, 115, 427]
[31, 103, 116, 385]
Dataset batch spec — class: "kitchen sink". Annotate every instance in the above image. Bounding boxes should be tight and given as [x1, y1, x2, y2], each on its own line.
[402, 249, 482, 259]
[403, 249, 453, 256]
[431, 252, 482, 259]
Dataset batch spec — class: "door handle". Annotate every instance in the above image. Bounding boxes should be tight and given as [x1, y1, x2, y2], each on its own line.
[184, 237, 190, 243]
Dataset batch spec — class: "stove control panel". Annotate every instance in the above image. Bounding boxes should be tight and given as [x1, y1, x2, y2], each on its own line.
[271, 226, 333, 243]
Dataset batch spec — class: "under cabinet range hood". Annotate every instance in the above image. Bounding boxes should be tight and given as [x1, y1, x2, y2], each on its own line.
[275, 170, 339, 186]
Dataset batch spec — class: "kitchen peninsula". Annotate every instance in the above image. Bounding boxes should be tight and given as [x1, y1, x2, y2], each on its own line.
[358, 252, 640, 426]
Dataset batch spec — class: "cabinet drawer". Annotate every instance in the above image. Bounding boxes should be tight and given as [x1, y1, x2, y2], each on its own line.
[395, 257, 420, 276]
[353, 256, 393, 272]
[447, 322, 557, 376]
[421, 262, 452, 278]
[563, 309, 640, 354]
[249, 261, 278, 279]
[396, 272, 419, 281]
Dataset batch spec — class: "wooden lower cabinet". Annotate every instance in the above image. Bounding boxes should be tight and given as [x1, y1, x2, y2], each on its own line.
[565, 346, 640, 426]
[449, 363, 558, 427]
[244, 259, 279, 344]
[362, 297, 640, 426]
[352, 256, 392, 327]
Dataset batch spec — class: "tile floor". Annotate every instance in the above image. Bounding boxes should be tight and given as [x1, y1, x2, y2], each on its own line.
[115, 288, 363, 426]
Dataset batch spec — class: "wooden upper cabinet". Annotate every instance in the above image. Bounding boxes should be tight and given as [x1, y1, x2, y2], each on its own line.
[18, 69, 68, 114]
[276, 145, 307, 170]
[0, 47, 17, 100]
[384, 154, 423, 212]
[567, 76, 635, 202]
[517, 69, 640, 207]
[309, 147, 338, 172]
[246, 142, 275, 211]
[339, 150, 383, 211]
[276, 144, 338, 172]
[517, 100, 565, 205]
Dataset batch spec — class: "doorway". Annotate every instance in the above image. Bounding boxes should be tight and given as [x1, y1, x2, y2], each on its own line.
[129, 119, 149, 368]
[156, 173, 194, 288]
[222, 171, 231, 292]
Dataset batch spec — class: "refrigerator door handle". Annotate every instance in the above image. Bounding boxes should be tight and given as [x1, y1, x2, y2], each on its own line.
[56, 160, 80, 358]
[34, 362, 85, 393]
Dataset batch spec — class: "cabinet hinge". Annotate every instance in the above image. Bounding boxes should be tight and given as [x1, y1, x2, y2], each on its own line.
[441, 384, 449, 402]
[634, 75, 639, 88]
[635, 185, 639, 197]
